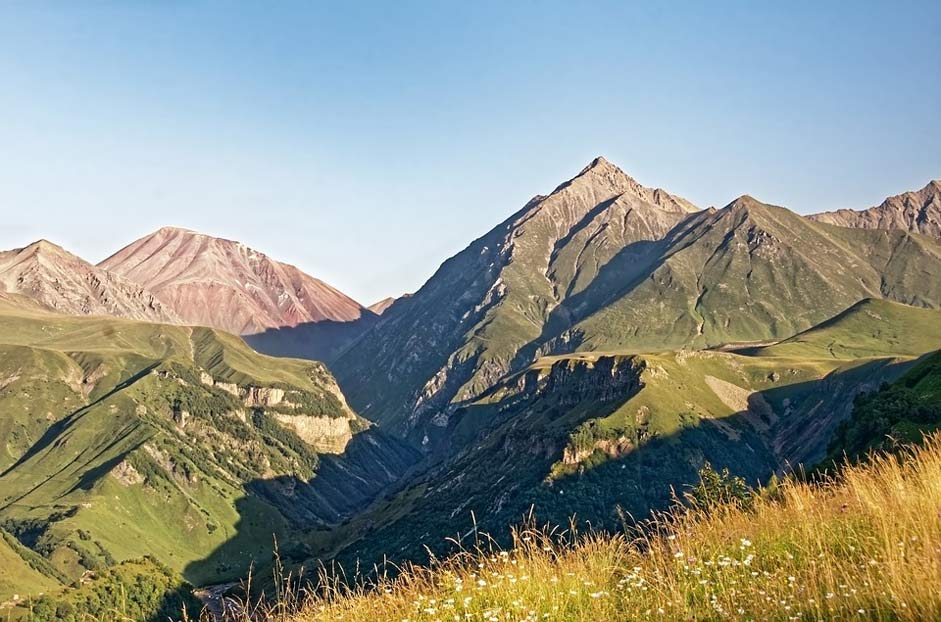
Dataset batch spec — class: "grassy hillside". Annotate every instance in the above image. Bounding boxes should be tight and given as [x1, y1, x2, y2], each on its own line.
[824, 349, 941, 464]
[255, 435, 941, 622]
[314, 300, 941, 573]
[747, 298, 941, 360]
[0, 527, 61, 608]
[0, 301, 417, 605]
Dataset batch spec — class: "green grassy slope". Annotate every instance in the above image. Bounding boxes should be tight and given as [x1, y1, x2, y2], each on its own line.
[824, 349, 941, 464]
[319, 300, 941, 571]
[746, 298, 941, 359]
[0, 302, 416, 604]
[0, 527, 61, 607]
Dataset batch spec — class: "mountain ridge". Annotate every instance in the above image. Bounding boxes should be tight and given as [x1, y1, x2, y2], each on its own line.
[0, 239, 180, 323]
[810, 179, 941, 238]
[332, 161, 941, 448]
[99, 227, 368, 335]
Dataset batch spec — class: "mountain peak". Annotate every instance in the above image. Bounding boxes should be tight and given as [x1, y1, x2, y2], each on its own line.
[809, 179, 941, 239]
[24, 239, 69, 256]
[0, 240, 179, 322]
[100, 228, 367, 334]
[579, 155, 618, 173]
[725, 194, 766, 212]
[156, 225, 201, 236]
[553, 157, 698, 214]
[368, 296, 398, 315]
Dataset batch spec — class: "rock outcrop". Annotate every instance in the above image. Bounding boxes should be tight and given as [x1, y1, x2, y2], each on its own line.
[273, 414, 353, 454]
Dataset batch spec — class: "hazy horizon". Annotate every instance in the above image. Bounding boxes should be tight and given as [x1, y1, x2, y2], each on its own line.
[2, 2, 939, 303]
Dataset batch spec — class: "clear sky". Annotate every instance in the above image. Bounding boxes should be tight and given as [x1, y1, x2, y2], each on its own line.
[1, 2, 939, 304]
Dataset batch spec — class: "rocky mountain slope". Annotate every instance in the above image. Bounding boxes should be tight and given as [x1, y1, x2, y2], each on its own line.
[0, 300, 417, 601]
[367, 296, 398, 315]
[332, 157, 700, 438]
[332, 160, 941, 447]
[810, 179, 941, 239]
[555, 195, 941, 353]
[99, 226, 368, 335]
[0, 240, 179, 323]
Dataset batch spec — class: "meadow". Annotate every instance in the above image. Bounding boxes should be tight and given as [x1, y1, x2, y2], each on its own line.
[237, 435, 941, 622]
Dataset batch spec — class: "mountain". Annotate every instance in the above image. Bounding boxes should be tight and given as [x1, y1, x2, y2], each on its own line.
[332, 157, 699, 437]
[0, 240, 179, 323]
[99, 226, 368, 336]
[368, 296, 399, 315]
[332, 161, 941, 446]
[554, 195, 941, 353]
[0, 299, 417, 602]
[810, 180, 941, 238]
[317, 300, 941, 569]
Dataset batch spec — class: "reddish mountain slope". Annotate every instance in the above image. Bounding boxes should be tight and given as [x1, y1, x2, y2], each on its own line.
[99, 227, 366, 335]
[0, 240, 179, 322]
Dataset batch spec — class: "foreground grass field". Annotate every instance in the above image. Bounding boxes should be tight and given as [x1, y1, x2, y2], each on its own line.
[248, 435, 941, 622]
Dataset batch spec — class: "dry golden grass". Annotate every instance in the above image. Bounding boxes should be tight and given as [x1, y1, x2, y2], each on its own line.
[241, 435, 941, 622]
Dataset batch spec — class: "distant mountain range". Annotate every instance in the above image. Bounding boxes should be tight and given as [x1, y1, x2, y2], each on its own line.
[0, 226, 377, 361]
[810, 179, 941, 238]
[1, 157, 940, 613]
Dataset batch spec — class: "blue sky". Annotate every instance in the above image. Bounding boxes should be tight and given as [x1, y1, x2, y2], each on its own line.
[1, 2, 939, 304]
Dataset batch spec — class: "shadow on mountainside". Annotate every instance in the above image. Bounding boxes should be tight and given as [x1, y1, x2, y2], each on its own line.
[245, 313, 380, 364]
[508, 232, 686, 374]
[183, 428, 420, 585]
[1, 362, 160, 478]
[182, 353, 920, 589]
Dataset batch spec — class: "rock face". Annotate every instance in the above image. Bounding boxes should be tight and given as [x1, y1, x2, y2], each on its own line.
[273, 413, 353, 454]
[99, 227, 367, 335]
[0, 240, 179, 322]
[333, 157, 698, 437]
[810, 180, 941, 239]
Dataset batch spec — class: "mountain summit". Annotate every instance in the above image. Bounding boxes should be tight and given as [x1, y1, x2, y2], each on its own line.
[99, 227, 367, 335]
[332, 161, 941, 447]
[332, 157, 699, 435]
[0, 239, 178, 322]
[810, 179, 941, 239]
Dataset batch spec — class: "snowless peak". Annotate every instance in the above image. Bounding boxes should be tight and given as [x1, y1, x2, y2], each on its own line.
[156, 226, 202, 236]
[100, 228, 367, 334]
[577, 155, 626, 178]
[25, 239, 68, 254]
